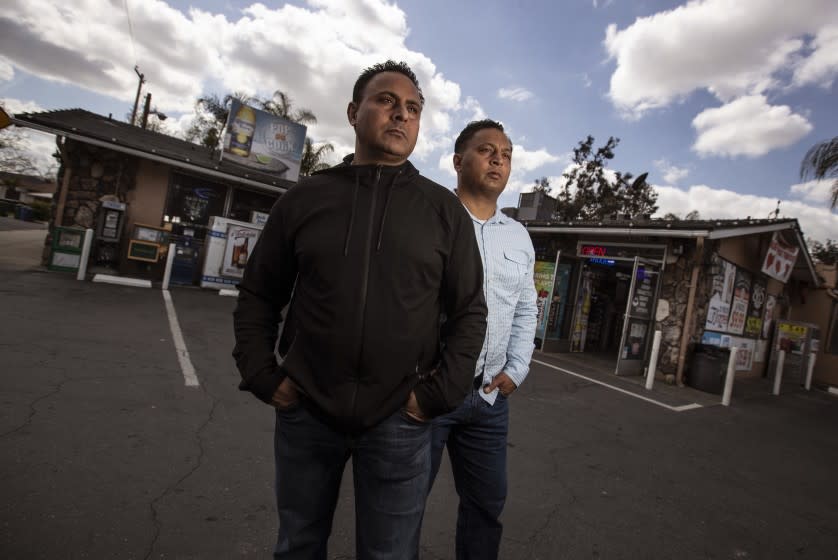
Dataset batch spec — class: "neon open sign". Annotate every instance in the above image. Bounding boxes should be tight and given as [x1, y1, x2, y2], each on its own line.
[580, 245, 607, 257]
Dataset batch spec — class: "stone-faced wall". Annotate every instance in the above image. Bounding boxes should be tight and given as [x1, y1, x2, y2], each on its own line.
[43, 139, 138, 263]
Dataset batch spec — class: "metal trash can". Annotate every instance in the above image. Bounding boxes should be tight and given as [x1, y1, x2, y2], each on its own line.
[687, 343, 730, 394]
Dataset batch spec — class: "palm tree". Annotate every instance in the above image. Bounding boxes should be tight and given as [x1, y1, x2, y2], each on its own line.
[800, 136, 838, 208]
[299, 138, 334, 176]
[259, 90, 317, 126]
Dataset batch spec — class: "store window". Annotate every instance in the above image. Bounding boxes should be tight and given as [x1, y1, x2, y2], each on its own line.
[228, 188, 279, 223]
[164, 173, 227, 238]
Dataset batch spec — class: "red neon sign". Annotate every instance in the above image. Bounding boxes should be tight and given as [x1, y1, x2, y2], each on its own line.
[581, 245, 607, 257]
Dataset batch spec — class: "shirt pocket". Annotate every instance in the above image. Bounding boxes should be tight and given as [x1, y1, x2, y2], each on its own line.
[495, 249, 529, 300]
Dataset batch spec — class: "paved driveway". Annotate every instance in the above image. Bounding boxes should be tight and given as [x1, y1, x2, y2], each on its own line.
[1, 263, 837, 559]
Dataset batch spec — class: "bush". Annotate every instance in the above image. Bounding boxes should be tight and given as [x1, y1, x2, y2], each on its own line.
[29, 200, 52, 222]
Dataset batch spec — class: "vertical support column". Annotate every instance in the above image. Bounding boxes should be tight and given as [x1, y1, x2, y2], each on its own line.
[162, 243, 176, 291]
[773, 350, 786, 396]
[805, 352, 816, 391]
[76, 228, 94, 281]
[721, 347, 738, 406]
[645, 330, 662, 390]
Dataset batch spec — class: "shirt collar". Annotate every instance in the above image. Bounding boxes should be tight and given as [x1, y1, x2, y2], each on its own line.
[460, 202, 511, 225]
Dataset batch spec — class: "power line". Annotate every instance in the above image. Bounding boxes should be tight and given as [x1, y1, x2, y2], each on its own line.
[123, 0, 138, 66]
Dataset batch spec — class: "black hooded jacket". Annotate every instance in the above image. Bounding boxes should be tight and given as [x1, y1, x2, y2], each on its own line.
[232, 156, 487, 433]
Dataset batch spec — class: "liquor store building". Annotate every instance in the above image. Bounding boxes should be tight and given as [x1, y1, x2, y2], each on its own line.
[10, 109, 294, 283]
[521, 218, 820, 386]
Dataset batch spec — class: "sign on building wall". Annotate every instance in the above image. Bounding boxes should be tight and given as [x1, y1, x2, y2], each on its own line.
[534, 260, 557, 342]
[705, 257, 736, 331]
[222, 100, 307, 182]
[760, 231, 799, 283]
[726, 269, 751, 335]
[744, 277, 766, 338]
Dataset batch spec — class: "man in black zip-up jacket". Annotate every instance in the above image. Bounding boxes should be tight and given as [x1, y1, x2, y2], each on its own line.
[233, 61, 487, 559]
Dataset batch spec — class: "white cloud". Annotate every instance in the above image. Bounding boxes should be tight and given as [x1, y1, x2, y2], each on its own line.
[459, 96, 486, 122]
[691, 95, 812, 158]
[1, 97, 44, 115]
[793, 24, 838, 88]
[604, 0, 838, 117]
[498, 87, 534, 102]
[0, 0, 466, 164]
[582, 73, 592, 88]
[790, 179, 836, 204]
[0, 57, 13, 82]
[654, 159, 689, 185]
[654, 183, 838, 242]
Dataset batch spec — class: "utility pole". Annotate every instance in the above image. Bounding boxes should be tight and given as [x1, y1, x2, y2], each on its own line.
[141, 93, 151, 129]
[130, 66, 146, 126]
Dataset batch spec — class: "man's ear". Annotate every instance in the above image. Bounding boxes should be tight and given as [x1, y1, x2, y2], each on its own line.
[452, 153, 462, 172]
[347, 102, 357, 126]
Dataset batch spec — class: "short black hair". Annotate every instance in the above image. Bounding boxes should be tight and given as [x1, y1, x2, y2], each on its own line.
[352, 60, 425, 105]
[454, 119, 509, 154]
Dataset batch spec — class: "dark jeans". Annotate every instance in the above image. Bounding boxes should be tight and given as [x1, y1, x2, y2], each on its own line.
[429, 384, 509, 560]
[273, 402, 431, 560]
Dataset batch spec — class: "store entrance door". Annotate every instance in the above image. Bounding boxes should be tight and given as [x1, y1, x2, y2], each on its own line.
[615, 257, 662, 376]
[569, 258, 634, 357]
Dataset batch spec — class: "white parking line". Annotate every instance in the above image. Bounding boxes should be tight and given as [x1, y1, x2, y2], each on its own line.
[531, 358, 702, 412]
[162, 290, 199, 387]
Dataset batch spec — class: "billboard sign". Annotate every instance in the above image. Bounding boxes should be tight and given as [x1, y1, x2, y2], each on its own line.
[222, 100, 307, 182]
[760, 231, 799, 283]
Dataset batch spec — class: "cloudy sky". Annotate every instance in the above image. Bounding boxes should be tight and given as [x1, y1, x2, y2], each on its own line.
[1, 0, 836, 241]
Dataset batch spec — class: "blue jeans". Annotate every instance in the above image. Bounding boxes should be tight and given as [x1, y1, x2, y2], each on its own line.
[429, 387, 509, 560]
[273, 402, 431, 560]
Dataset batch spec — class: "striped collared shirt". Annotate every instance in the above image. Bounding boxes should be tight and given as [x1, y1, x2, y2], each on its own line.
[464, 205, 538, 405]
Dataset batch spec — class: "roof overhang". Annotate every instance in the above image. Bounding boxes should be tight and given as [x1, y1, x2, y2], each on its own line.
[10, 116, 289, 195]
[526, 220, 820, 286]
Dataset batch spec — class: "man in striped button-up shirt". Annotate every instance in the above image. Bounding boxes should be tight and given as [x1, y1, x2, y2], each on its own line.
[428, 120, 538, 559]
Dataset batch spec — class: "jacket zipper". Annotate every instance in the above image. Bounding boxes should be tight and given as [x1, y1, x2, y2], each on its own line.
[349, 165, 382, 419]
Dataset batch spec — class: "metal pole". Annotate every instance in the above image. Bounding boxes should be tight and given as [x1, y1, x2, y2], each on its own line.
[76, 228, 94, 281]
[130, 66, 145, 126]
[773, 350, 786, 396]
[162, 243, 176, 291]
[645, 330, 662, 390]
[805, 352, 816, 391]
[721, 346, 738, 406]
[140, 93, 152, 129]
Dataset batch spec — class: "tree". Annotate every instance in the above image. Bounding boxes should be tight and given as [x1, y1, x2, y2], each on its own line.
[554, 135, 657, 221]
[531, 176, 551, 194]
[0, 126, 38, 177]
[184, 91, 253, 149]
[800, 136, 838, 208]
[258, 90, 317, 125]
[809, 239, 838, 265]
[299, 137, 334, 176]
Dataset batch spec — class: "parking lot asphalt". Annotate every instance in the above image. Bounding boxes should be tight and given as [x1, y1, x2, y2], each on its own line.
[1, 226, 837, 559]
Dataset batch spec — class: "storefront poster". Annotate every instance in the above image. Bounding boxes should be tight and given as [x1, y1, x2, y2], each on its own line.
[629, 267, 657, 320]
[761, 294, 777, 339]
[200, 216, 264, 290]
[545, 264, 571, 340]
[701, 331, 723, 347]
[222, 100, 307, 182]
[534, 260, 557, 341]
[760, 231, 799, 283]
[623, 319, 648, 360]
[731, 337, 755, 371]
[221, 224, 261, 278]
[570, 271, 592, 352]
[744, 278, 766, 338]
[776, 321, 807, 355]
[726, 269, 751, 335]
[705, 258, 736, 331]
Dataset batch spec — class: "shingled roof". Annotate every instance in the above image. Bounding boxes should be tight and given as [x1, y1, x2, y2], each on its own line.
[10, 109, 295, 193]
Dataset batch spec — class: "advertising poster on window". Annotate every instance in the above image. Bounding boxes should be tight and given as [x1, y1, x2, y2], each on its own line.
[760, 231, 799, 283]
[744, 277, 766, 338]
[623, 319, 648, 360]
[726, 268, 751, 335]
[570, 272, 593, 352]
[222, 224, 261, 278]
[222, 100, 307, 182]
[534, 260, 557, 341]
[545, 264, 571, 340]
[705, 258, 736, 331]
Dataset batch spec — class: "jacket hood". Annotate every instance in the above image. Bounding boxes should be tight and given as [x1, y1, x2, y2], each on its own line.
[315, 154, 420, 181]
